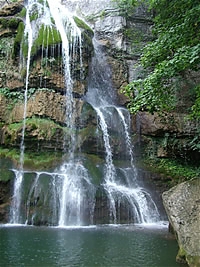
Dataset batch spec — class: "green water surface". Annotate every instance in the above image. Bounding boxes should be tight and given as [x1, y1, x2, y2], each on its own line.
[0, 224, 185, 267]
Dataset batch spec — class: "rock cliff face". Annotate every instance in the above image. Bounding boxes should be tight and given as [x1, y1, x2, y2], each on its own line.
[136, 111, 200, 162]
[0, 0, 132, 155]
[0, 0, 199, 155]
[0, 0, 95, 148]
[163, 179, 200, 267]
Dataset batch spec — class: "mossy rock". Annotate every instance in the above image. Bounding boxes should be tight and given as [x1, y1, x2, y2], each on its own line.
[186, 255, 200, 267]
[73, 16, 94, 52]
[83, 154, 104, 185]
[177, 246, 200, 267]
[0, 156, 15, 181]
[12, 5, 94, 60]
[1, 118, 64, 147]
[31, 25, 62, 55]
[79, 102, 97, 127]
[73, 16, 93, 35]
[0, 17, 20, 29]
[0, 147, 63, 170]
[13, 21, 25, 58]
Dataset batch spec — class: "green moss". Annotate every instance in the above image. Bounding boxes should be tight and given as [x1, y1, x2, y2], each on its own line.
[82, 31, 93, 50]
[19, 7, 26, 18]
[25, 117, 63, 140]
[3, 117, 63, 145]
[73, 16, 93, 35]
[0, 169, 14, 181]
[31, 24, 61, 56]
[13, 21, 25, 58]
[23, 151, 63, 170]
[8, 122, 22, 131]
[99, 10, 107, 20]
[0, 148, 20, 164]
[13, 21, 62, 59]
[20, 68, 27, 78]
[84, 154, 104, 185]
[0, 17, 20, 29]
[8, 18, 20, 29]
[12, 12, 93, 60]
[0, 18, 8, 28]
[141, 157, 200, 186]
[30, 11, 40, 22]
[37, 25, 62, 47]
[176, 246, 200, 267]
[187, 255, 200, 267]
[176, 246, 187, 264]
[0, 148, 63, 170]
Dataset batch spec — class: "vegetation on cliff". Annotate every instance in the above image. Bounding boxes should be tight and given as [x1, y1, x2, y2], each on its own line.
[116, 0, 200, 118]
[0, 147, 63, 171]
[113, 0, 200, 183]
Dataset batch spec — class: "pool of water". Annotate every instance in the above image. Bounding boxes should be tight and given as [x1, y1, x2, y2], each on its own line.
[0, 223, 184, 267]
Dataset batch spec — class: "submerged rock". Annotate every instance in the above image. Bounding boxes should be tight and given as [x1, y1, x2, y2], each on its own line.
[162, 179, 200, 267]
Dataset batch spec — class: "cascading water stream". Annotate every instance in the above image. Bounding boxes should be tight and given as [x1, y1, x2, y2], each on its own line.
[95, 105, 160, 223]
[116, 107, 135, 168]
[57, 162, 96, 226]
[10, 1, 34, 224]
[86, 39, 160, 224]
[44, 0, 86, 226]
[46, 0, 82, 157]
[9, 0, 93, 227]
[95, 108, 116, 182]
[9, 0, 161, 227]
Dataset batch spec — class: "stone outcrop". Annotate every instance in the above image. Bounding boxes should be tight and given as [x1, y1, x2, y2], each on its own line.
[138, 112, 198, 137]
[163, 179, 200, 267]
[134, 111, 200, 165]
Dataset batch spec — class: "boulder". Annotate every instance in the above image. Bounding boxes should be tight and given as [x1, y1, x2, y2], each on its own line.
[162, 179, 200, 267]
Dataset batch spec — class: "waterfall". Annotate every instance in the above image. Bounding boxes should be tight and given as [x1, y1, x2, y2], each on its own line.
[10, 169, 95, 226]
[57, 162, 95, 226]
[9, 0, 90, 226]
[86, 39, 160, 224]
[10, 1, 34, 224]
[9, 0, 161, 226]
[116, 107, 135, 167]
